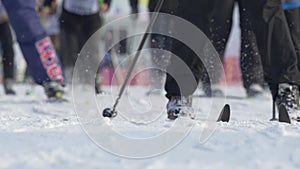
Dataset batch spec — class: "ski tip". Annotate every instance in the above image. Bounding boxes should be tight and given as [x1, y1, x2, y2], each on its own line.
[224, 104, 230, 110]
[217, 104, 231, 122]
[278, 104, 291, 124]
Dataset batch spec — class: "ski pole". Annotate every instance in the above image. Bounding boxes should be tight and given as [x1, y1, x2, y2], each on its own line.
[103, 0, 165, 118]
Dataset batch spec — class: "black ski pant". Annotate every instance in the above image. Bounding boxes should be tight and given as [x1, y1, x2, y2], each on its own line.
[129, 0, 138, 11]
[244, 0, 300, 98]
[165, 0, 300, 99]
[148, 0, 177, 90]
[284, 7, 300, 71]
[211, 0, 264, 90]
[0, 21, 14, 79]
[164, 0, 215, 98]
[59, 9, 102, 69]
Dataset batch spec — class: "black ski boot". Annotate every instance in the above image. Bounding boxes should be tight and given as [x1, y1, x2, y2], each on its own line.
[276, 83, 300, 123]
[43, 81, 65, 99]
[167, 96, 194, 120]
[3, 78, 16, 95]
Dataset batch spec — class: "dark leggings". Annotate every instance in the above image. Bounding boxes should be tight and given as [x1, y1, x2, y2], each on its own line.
[0, 21, 14, 79]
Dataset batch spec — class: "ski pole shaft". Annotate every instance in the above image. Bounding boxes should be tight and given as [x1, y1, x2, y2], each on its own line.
[111, 0, 165, 112]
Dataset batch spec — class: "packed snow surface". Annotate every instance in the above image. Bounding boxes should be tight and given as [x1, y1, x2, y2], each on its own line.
[1, 85, 300, 169]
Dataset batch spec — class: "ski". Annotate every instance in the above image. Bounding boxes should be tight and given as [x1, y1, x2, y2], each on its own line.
[103, 104, 231, 123]
[278, 104, 300, 123]
[217, 104, 231, 122]
[278, 104, 291, 123]
[45, 97, 69, 103]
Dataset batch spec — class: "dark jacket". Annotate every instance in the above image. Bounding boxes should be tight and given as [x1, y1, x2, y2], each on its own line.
[148, 0, 178, 13]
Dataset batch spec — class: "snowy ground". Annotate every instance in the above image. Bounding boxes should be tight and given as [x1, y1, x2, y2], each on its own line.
[1, 85, 300, 169]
